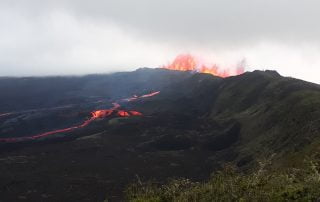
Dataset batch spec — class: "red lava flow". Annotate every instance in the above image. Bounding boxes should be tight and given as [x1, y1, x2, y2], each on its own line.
[0, 91, 160, 143]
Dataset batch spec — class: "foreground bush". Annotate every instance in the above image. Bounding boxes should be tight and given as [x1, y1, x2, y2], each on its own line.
[126, 161, 320, 202]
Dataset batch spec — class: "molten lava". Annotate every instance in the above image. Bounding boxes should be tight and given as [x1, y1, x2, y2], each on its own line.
[117, 110, 130, 117]
[91, 110, 113, 119]
[122, 91, 160, 101]
[0, 91, 160, 143]
[129, 111, 142, 116]
[140, 91, 160, 98]
[163, 54, 245, 78]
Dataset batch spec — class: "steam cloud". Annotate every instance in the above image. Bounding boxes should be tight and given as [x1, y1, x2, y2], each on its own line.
[0, 0, 319, 83]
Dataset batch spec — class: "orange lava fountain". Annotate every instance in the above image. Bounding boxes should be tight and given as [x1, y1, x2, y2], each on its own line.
[163, 54, 245, 78]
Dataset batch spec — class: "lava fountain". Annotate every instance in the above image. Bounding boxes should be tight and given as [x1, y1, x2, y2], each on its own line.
[162, 54, 245, 77]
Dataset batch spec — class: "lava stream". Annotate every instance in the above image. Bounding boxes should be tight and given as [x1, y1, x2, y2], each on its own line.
[129, 111, 143, 116]
[140, 91, 160, 98]
[0, 91, 160, 143]
[117, 110, 130, 117]
[121, 91, 160, 101]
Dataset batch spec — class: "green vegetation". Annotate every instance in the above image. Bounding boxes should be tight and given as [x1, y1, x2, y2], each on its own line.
[126, 160, 320, 202]
[124, 73, 320, 202]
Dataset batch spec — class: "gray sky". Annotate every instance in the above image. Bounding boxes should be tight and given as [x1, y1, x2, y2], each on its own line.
[0, 0, 319, 83]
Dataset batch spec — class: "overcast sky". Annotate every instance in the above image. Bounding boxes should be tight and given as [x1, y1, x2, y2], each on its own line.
[0, 0, 319, 83]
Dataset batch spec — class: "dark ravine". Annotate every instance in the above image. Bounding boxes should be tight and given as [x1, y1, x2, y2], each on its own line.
[0, 68, 319, 201]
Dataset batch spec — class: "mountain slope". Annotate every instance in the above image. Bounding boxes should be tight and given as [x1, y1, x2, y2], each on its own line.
[0, 68, 319, 201]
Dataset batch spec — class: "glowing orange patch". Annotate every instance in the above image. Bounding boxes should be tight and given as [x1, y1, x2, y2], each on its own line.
[163, 54, 245, 78]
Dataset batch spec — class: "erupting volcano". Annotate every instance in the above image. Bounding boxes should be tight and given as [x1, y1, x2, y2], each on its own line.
[163, 54, 245, 77]
[0, 91, 160, 143]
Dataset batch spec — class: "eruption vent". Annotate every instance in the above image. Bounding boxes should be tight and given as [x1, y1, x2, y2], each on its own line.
[163, 54, 245, 77]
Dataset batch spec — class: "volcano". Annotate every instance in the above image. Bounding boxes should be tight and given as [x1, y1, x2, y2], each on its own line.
[0, 68, 319, 201]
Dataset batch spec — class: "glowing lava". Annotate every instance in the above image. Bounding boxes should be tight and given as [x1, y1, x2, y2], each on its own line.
[91, 110, 113, 119]
[129, 111, 143, 116]
[141, 91, 160, 98]
[163, 54, 245, 78]
[117, 110, 130, 117]
[122, 91, 160, 101]
[0, 91, 160, 143]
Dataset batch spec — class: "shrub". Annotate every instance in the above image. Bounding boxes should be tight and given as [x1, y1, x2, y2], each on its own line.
[126, 161, 320, 202]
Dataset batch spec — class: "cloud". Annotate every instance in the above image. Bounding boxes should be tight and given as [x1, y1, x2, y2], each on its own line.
[52, 0, 320, 48]
[0, 2, 177, 76]
[0, 0, 319, 83]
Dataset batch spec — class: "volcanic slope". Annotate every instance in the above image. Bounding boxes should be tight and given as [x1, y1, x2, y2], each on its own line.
[0, 68, 192, 140]
[0, 68, 319, 201]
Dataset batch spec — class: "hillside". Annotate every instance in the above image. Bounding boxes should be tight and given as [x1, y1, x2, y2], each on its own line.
[0, 68, 319, 201]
